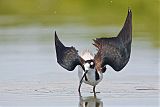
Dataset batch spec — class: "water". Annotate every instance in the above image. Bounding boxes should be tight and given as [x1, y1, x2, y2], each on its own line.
[0, 25, 159, 107]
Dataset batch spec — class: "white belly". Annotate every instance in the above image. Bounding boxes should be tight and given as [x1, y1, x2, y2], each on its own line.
[78, 66, 103, 86]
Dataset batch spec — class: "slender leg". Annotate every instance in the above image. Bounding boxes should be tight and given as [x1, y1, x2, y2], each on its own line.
[78, 70, 88, 96]
[93, 86, 96, 93]
[93, 86, 97, 97]
[78, 80, 82, 96]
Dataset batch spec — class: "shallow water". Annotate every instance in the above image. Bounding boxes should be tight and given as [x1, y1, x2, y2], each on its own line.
[0, 25, 159, 107]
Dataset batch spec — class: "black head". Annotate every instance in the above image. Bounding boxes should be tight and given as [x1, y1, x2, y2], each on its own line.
[84, 60, 95, 69]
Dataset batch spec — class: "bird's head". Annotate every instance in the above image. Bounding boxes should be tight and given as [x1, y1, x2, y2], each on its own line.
[83, 60, 95, 71]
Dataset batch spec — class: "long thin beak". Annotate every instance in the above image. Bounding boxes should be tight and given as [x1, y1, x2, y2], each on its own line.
[78, 70, 88, 96]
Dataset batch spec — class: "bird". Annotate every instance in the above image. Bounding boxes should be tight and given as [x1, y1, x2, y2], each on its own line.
[79, 96, 103, 107]
[55, 9, 132, 96]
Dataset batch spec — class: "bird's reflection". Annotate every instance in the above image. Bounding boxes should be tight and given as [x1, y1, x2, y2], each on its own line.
[79, 96, 103, 107]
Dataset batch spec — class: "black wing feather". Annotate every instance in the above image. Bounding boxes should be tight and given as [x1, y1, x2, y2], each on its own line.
[94, 9, 132, 71]
[55, 32, 84, 71]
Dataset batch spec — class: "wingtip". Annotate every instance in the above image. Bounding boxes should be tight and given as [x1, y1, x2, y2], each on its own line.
[126, 7, 132, 19]
[54, 31, 59, 44]
[54, 31, 65, 47]
[128, 7, 132, 13]
[55, 31, 59, 41]
[55, 31, 57, 37]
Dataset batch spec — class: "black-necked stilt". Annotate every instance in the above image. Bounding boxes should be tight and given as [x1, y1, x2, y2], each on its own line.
[55, 9, 132, 95]
[79, 96, 103, 107]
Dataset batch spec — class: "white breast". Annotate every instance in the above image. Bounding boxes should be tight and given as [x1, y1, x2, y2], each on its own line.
[78, 50, 103, 86]
[78, 66, 103, 86]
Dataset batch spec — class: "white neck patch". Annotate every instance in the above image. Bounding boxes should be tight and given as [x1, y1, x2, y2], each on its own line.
[84, 63, 90, 71]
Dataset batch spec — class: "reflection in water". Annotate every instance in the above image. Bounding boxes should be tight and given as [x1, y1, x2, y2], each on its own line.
[79, 96, 103, 107]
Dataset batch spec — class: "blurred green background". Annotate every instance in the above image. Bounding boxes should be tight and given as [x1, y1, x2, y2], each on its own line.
[0, 0, 159, 46]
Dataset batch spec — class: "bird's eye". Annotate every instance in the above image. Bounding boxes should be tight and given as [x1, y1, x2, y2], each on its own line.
[90, 62, 94, 65]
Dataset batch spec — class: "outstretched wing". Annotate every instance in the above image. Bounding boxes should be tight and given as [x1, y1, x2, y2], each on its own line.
[93, 9, 132, 72]
[55, 31, 84, 71]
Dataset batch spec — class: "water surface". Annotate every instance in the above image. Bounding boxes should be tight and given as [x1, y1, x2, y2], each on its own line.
[0, 25, 159, 107]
